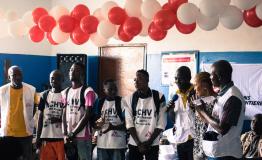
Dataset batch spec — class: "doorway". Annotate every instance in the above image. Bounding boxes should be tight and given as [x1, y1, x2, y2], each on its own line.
[99, 44, 146, 97]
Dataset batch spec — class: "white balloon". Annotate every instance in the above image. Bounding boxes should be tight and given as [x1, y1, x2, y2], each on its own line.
[140, 16, 151, 37]
[8, 20, 28, 38]
[5, 10, 18, 22]
[200, 0, 223, 17]
[101, 1, 118, 20]
[125, 0, 142, 17]
[197, 12, 219, 31]
[93, 8, 104, 21]
[0, 8, 5, 19]
[218, 0, 231, 14]
[256, 2, 262, 20]
[97, 20, 116, 39]
[220, 5, 243, 29]
[232, 0, 258, 10]
[51, 26, 69, 43]
[90, 32, 108, 47]
[0, 20, 8, 38]
[22, 11, 34, 28]
[141, 0, 161, 19]
[49, 5, 69, 20]
[177, 3, 199, 24]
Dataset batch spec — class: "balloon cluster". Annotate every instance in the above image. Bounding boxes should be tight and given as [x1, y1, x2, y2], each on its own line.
[2, 0, 262, 46]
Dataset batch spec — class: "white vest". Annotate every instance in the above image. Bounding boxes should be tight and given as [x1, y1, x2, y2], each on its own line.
[203, 85, 245, 158]
[173, 95, 195, 143]
[0, 82, 36, 136]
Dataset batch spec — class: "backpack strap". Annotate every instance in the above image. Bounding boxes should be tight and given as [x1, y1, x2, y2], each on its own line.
[131, 91, 139, 117]
[65, 87, 71, 106]
[115, 96, 124, 122]
[152, 90, 160, 115]
[97, 98, 106, 116]
[42, 89, 50, 107]
[79, 85, 88, 110]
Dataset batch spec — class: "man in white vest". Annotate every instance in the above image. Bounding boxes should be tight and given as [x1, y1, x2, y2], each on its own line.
[196, 60, 245, 160]
[0, 65, 36, 160]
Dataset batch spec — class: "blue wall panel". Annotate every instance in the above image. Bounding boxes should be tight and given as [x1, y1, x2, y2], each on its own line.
[0, 53, 54, 92]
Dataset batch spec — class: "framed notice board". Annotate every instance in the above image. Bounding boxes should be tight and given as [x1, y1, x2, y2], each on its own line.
[161, 50, 198, 86]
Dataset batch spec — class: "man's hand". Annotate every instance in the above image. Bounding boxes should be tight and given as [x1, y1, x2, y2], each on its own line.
[102, 122, 113, 134]
[35, 138, 42, 149]
[95, 117, 105, 128]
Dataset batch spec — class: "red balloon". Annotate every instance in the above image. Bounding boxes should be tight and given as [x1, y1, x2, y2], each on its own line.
[176, 20, 196, 34]
[29, 25, 45, 43]
[148, 22, 167, 41]
[38, 15, 56, 32]
[70, 26, 90, 45]
[162, 3, 172, 10]
[108, 7, 127, 25]
[58, 15, 76, 33]
[168, 0, 188, 13]
[71, 4, 90, 21]
[123, 17, 142, 37]
[46, 32, 58, 45]
[154, 9, 177, 30]
[32, 7, 48, 24]
[80, 15, 99, 34]
[243, 7, 262, 27]
[118, 24, 133, 42]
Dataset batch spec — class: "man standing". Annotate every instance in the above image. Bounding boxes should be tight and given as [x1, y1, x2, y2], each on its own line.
[62, 62, 97, 160]
[125, 69, 166, 160]
[196, 60, 245, 160]
[167, 66, 195, 160]
[36, 70, 65, 160]
[0, 65, 37, 160]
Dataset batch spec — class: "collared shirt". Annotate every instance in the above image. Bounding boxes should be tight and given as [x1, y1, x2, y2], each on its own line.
[176, 85, 194, 108]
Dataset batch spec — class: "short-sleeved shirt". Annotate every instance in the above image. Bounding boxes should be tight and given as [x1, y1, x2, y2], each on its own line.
[62, 86, 96, 140]
[6, 87, 38, 137]
[125, 89, 166, 146]
[96, 98, 127, 149]
[38, 91, 64, 139]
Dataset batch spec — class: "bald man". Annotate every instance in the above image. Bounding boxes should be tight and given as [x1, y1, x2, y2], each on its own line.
[0, 65, 37, 160]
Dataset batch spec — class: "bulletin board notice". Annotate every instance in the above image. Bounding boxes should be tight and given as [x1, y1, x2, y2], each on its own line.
[161, 51, 198, 86]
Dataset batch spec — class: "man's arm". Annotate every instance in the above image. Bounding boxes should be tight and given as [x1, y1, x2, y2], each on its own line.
[36, 97, 45, 148]
[196, 96, 242, 135]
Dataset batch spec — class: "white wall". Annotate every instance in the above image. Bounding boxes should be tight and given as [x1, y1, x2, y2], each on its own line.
[0, 0, 51, 55]
[0, 0, 262, 56]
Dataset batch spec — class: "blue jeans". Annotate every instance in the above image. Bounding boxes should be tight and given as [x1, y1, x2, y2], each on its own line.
[97, 148, 125, 160]
[76, 139, 92, 160]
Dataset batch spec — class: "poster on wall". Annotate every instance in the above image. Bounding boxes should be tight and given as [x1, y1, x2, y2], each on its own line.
[161, 51, 198, 86]
[201, 63, 262, 119]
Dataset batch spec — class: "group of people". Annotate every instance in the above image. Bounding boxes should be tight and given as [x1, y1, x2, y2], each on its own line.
[0, 60, 261, 160]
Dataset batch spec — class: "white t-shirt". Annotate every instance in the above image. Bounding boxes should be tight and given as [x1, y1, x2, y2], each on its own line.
[39, 91, 64, 139]
[125, 91, 167, 146]
[62, 86, 96, 139]
[97, 99, 127, 149]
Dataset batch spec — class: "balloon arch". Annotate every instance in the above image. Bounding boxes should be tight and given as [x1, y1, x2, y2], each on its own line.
[4, 0, 262, 46]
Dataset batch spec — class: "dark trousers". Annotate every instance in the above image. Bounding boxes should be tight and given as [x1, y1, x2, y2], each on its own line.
[177, 139, 194, 160]
[128, 144, 159, 160]
[0, 136, 33, 160]
[208, 156, 242, 160]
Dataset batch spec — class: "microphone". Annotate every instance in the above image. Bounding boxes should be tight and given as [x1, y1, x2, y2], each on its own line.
[166, 94, 178, 112]
[171, 94, 178, 102]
